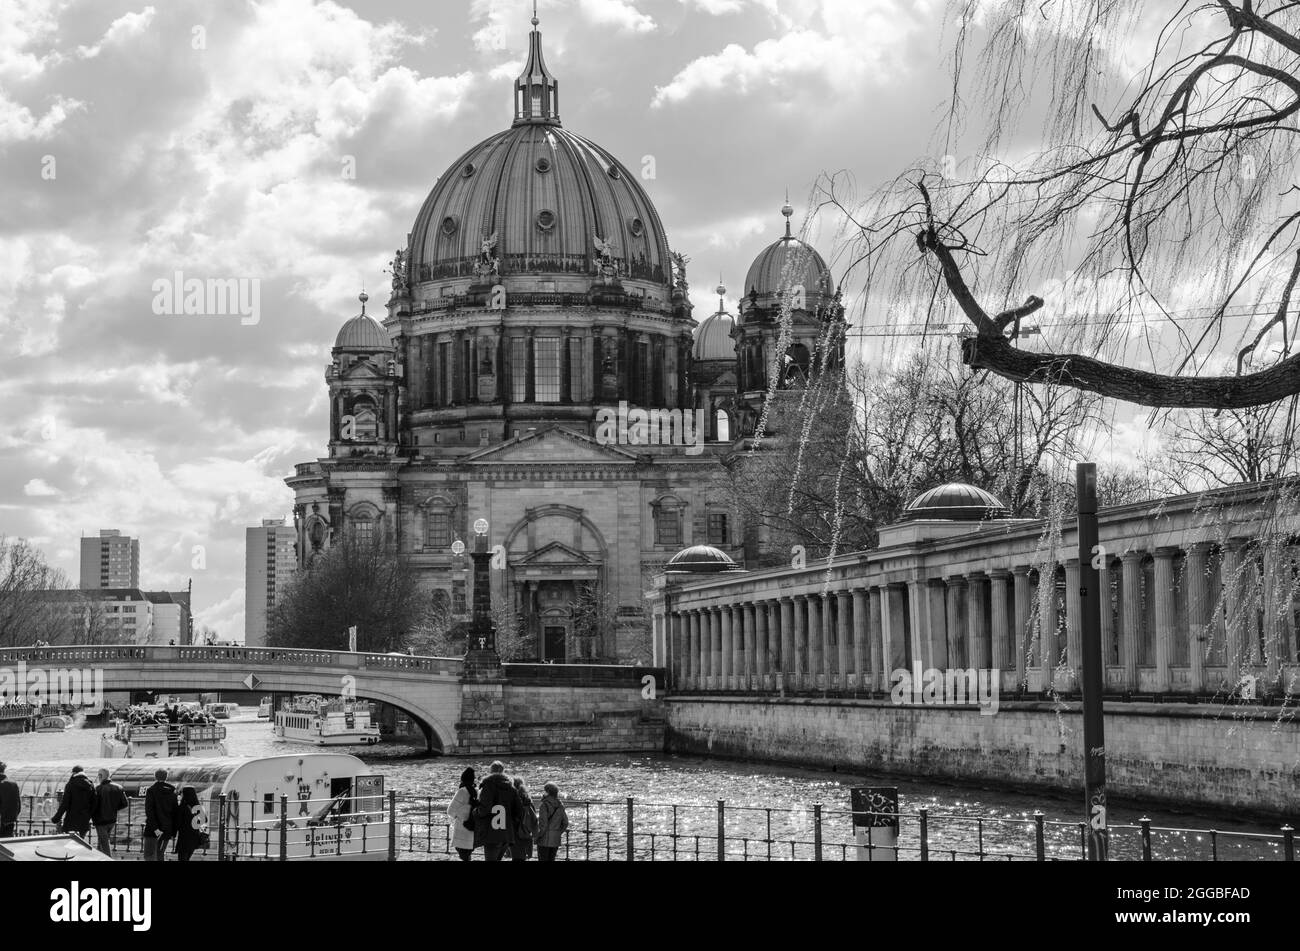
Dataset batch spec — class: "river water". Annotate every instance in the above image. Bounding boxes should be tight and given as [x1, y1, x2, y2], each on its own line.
[1, 711, 1289, 861]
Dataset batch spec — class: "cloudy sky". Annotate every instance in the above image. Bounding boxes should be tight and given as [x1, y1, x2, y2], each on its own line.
[0, 0, 1186, 639]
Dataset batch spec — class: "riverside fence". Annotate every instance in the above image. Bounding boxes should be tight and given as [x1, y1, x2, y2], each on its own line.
[7, 793, 1295, 861]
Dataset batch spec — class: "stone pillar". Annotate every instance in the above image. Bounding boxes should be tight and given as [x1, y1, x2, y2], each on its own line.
[926, 579, 948, 669]
[756, 602, 770, 690]
[968, 573, 990, 670]
[780, 598, 795, 693]
[1064, 558, 1081, 691]
[906, 580, 928, 671]
[793, 596, 808, 690]
[1153, 547, 1178, 693]
[1121, 551, 1144, 691]
[1038, 565, 1058, 687]
[1185, 542, 1211, 694]
[945, 576, 967, 668]
[851, 588, 868, 690]
[886, 584, 909, 671]
[744, 603, 757, 692]
[869, 587, 885, 688]
[1260, 548, 1284, 688]
[710, 608, 722, 690]
[689, 610, 701, 690]
[837, 590, 852, 691]
[721, 605, 734, 691]
[1098, 559, 1114, 678]
[1222, 540, 1251, 673]
[1013, 567, 1032, 687]
[803, 596, 820, 689]
[989, 570, 1011, 674]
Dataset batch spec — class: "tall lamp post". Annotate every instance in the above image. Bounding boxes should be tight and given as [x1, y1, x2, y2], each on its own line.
[1077, 462, 1108, 860]
[463, 518, 500, 674]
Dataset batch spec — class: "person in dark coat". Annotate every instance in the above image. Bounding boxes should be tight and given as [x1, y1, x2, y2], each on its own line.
[473, 761, 519, 862]
[534, 782, 569, 862]
[0, 764, 20, 837]
[50, 766, 95, 839]
[511, 777, 537, 861]
[90, 767, 128, 856]
[144, 768, 178, 861]
[174, 786, 208, 862]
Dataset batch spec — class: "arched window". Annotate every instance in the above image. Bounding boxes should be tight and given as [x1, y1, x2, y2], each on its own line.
[782, 344, 811, 387]
[714, 409, 730, 442]
[421, 495, 457, 550]
[350, 398, 378, 441]
[350, 518, 375, 548]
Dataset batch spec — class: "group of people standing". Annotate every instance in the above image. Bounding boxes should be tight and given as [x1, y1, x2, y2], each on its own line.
[446, 761, 569, 861]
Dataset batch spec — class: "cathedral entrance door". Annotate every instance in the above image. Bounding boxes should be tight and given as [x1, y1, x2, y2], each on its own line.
[543, 626, 566, 664]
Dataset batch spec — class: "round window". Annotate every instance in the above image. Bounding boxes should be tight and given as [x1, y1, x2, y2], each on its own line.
[607, 165, 621, 180]
[461, 162, 476, 178]
[628, 217, 645, 237]
[440, 216, 458, 236]
[535, 156, 552, 173]
[537, 209, 556, 231]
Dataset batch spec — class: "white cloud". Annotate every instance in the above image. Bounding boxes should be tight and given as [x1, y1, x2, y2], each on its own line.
[577, 0, 655, 33]
[23, 478, 60, 497]
[76, 6, 156, 59]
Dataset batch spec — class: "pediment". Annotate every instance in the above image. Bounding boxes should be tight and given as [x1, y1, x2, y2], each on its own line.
[466, 426, 640, 463]
[515, 541, 592, 565]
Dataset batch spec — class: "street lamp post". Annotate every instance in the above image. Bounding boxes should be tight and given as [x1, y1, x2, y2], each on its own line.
[1077, 462, 1109, 860]
[463, 518, 500, 674]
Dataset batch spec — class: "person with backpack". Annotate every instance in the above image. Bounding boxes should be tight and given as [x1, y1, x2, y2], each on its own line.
[535, 782, 569, 862]
[473, 761, 519, 862]
[446, 767, 478, 861]
[511, 776, 538, 861]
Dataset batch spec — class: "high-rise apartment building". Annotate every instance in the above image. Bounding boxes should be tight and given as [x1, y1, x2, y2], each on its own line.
[245, 519, 298, 647]
[79, 529, 140, 590]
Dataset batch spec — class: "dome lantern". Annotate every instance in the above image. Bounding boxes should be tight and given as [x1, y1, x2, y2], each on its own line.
[514, 5, 559, 126]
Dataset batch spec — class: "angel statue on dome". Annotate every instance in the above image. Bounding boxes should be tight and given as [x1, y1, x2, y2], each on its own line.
[387, 248, 407, 294]
[475, 231, 500, 281]
[670, 250, 690, 291]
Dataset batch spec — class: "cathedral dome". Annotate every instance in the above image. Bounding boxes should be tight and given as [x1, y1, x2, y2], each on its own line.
[665, 544, 741, 573]
[334, 295, 392, 350]
[406, 22, 671, 294]
[902, 483, 1009, 521]
[743, 205, 834, 307]
[693, 280, 736, 360]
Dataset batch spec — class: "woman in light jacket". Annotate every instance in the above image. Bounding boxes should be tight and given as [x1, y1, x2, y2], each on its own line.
[534, 782, 569, 862]
[446, 767, 478, 861]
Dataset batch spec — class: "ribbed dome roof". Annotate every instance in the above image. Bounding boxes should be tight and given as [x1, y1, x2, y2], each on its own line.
[744, 234, 834, 303]
[903, 483, 1009, 521]
[665, 544, 741, 573]
[693, 311, 736, 360]
[408, 125, 671, 291]
[334, 314, 391, 351]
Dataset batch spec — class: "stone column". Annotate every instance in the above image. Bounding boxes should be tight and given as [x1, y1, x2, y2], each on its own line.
[945, 576, 968, 668]
[793, 596, 808, 690]
[780, 598, 795, 692]
[1064, 558, 1081, 691]
[968, 573, 990, 670]
[1013, 567, 1033, 687]
[1038, 565, 1058, 687]
[1221, 539, 1251, 673]
[886, 584, 909, 671]
[906, 580, 928, 671]
[837, 590, 852, 691]
[989, 570, 1011, 674]
[748, 605, 759, 685]
[1185, 542, 1211, 694]
[851, 588, 868, 690]
[1098, 559, 1114, 678]
[1260, 548, 1284, 688]
[686, 610, 698, 690]
[869, 587, 885, 688]
[755, 602, 769, 690]
[926, 579, 948, 669]
[1153, 547, 1178, 693]
[803, 596, 820, 689]
[721, 605, 734, 691]
[1121, 551, 1144, 691]
[710, 608, 722, 690]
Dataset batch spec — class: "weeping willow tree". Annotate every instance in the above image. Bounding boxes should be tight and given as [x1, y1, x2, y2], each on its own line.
[776, 0, 1300, 707]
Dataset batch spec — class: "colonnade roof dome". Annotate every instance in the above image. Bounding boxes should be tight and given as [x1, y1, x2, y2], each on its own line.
[406, 19, 672, 290]
[665, 544, 741, 573]
[902, 483, 1010, 521]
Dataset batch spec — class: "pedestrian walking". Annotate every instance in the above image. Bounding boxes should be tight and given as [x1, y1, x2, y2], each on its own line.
[446, 767, 478, 861]
[174, 786, 208, 862]
[511, 777, 537, 861]
[0, 763, 20, 838]
[535, 782, 569, 862]
[90, 768, 128, 856]
[144, 768, 178, 861]
[50, 766, 95, 839]
[473, 761, 519, 862]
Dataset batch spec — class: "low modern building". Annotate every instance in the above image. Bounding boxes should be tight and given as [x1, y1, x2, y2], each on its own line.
[34, 588, 192, 646]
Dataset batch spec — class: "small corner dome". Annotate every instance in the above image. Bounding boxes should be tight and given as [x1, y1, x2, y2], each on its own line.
[334, 314, 392, 351]
[692, 311, 736, 360]
[903, 483, 1009, 521]
[665, 544, 740, 573]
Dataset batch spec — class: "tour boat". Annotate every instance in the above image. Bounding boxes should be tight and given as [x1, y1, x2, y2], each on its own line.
[257, 697, 272, 719]
[34, 715, 70, 733]
[273, 695, 380, 746]
[4, 754, 391, 860]
[205, 702, 239, 719]
[99, 717, 228, 758]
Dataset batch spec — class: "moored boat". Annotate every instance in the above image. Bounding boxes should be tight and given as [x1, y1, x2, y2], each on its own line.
[273, 695, 380, 746]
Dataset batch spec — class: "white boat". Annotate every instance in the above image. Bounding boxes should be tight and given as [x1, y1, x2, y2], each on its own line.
[256, 697, 272, 719]
[5, 754, 391, 861]
[34, 715, 69, 734]
[99, 716, 227, 758]
[205, 702, 238, 719]
[273, 695, 380, 746]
